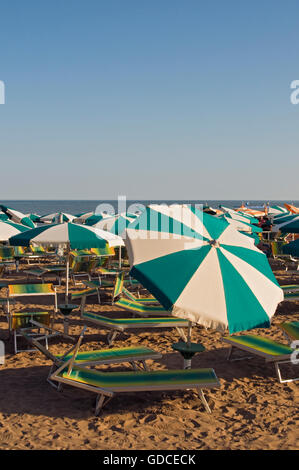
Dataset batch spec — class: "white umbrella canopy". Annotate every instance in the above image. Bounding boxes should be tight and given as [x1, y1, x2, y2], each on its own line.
[125, 204, 283, 334]
[0, 205, 35, 228]
[0, 220, 29, 241]
[38, 212, 75, 224]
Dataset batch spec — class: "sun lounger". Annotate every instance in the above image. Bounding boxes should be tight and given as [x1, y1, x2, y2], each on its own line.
[82, 311, 189, 345]
[49, 344, 220, 414]
[71, 287, 101, 313]
[7, 283, 58, 317]
[114, 297, 170, 317]
[279, 321, 299, 342]
[19, 327, 163, 387]
[223, 334, 299, 383]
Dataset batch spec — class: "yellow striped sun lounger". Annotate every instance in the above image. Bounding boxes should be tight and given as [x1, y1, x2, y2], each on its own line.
[82, 311, 189, 345]
[279, 321, 299, 342]
[49, 329, 220, 415]
[8, 283, 58, 315]
[19, 327, 163, 388]
[223, 334, 299, 383]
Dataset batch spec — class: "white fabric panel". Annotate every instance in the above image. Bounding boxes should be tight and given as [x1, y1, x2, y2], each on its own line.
[172, 248, 228, 331]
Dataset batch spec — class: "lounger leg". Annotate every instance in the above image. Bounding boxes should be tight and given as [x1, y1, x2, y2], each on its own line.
[107, 331, 118, 346]
[80, 296, 87, 317]
[95, 394, 112, 415]
[14, 331, 17, 355]
[275, 361, 299, 383]
[198, 389, 211, 414]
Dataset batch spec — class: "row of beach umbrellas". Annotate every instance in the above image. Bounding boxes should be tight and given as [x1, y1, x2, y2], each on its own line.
[0, 202, 298, 337]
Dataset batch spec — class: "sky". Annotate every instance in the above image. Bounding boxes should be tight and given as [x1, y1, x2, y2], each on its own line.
[0, 0, 298, 200]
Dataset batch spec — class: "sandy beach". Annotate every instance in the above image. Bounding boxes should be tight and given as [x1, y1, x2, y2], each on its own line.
[0, 263, 298, 451]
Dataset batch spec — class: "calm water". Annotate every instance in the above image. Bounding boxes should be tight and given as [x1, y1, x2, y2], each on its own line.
[1, 200, 299, 216]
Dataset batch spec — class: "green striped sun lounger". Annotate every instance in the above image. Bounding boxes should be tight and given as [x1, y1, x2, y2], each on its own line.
[71, 287, 101, 313]
[122, 286, 160, 305]
[82, 311, 189, 345]
[223, 334, 299, 383]
[8, 283, 58, 314]
[50, 358, 220, 414]
[283, 292, 299, 301]
[279, 321, 299, 342]
[19, 328, 163, 388]
[114, 296, 170, 317]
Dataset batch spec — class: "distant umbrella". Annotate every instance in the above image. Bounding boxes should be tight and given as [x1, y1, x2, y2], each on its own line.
[0, 205, 35, 228]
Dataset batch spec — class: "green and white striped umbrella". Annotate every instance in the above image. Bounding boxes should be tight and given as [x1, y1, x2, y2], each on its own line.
[219, 214, 262, 234]
[125, 204, 283, 334]
[9, 222, 124, 300]
[0, 205, 35, 228]
[268, 205, 289, 216]
[84, 213, 111, 226]
[93, 212, 138, 237]
[272, 214, 299, 233]
[0, 220, 29, 241]
[220, 206, 259, 225]
[38, 212, 75, 224]
[73, 212, 94, 224]
[9, 222, 124, 249]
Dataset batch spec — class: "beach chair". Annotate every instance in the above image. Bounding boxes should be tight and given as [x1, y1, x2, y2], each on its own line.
[10, 311, 51, 354]
[19, 327, 163, 387]
[7, 283, 58, 319]
[223, 334, 299, 383]
[0, 246, 16, 272]
[82, 311, 189, 345]
[114, 297, 170, 317]
[279, 322, 299, 343]
[71, 286, 101, 314]
[50, 349, 220, 414]
[122, 286, 160, 305]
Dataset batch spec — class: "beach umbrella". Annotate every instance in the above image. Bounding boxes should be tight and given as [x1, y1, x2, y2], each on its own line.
[272, 215, 299, 233]
[220, 206, 259, 224]
[0, 205, 35, 228]
[25, 213, 41, 223]
[92, 212, 139, 267]
[0, 220, 29, 241]
[268, 205, 288, 217]
[92, 213, 137, 236]
[220, 215, 262, 234]
[73, 212, 94, 224]
[9, 222, 124, 300]
[125, 204, 283, 334]
[84, 213, 111, 226]
[0, 211, 9, 221]
[38, 212, 75, 224]
[235, 206, 265, 218]
[282, 239, 299, 257]
[284, 203, 299, 214]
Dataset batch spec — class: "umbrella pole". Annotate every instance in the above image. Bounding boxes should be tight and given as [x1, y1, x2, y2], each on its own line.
[65, 244, 70, 303]
[184, 321, 192, 369]
[119, 246, 122, 270]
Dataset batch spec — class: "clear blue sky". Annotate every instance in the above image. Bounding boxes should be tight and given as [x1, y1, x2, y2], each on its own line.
[0, 0, 298, 200]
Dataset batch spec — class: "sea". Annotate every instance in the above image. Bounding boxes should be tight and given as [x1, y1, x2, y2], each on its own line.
[1, 200, 298, 216]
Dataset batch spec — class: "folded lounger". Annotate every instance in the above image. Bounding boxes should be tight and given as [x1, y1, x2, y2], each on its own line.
[50, 358, 220, 414]
[223, 334, 299, 383]
[82, 311, 189, 345]
[19, 328, 162, 388]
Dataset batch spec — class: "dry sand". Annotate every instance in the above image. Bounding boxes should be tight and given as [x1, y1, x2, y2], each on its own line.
[0, 263, 298, 450]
